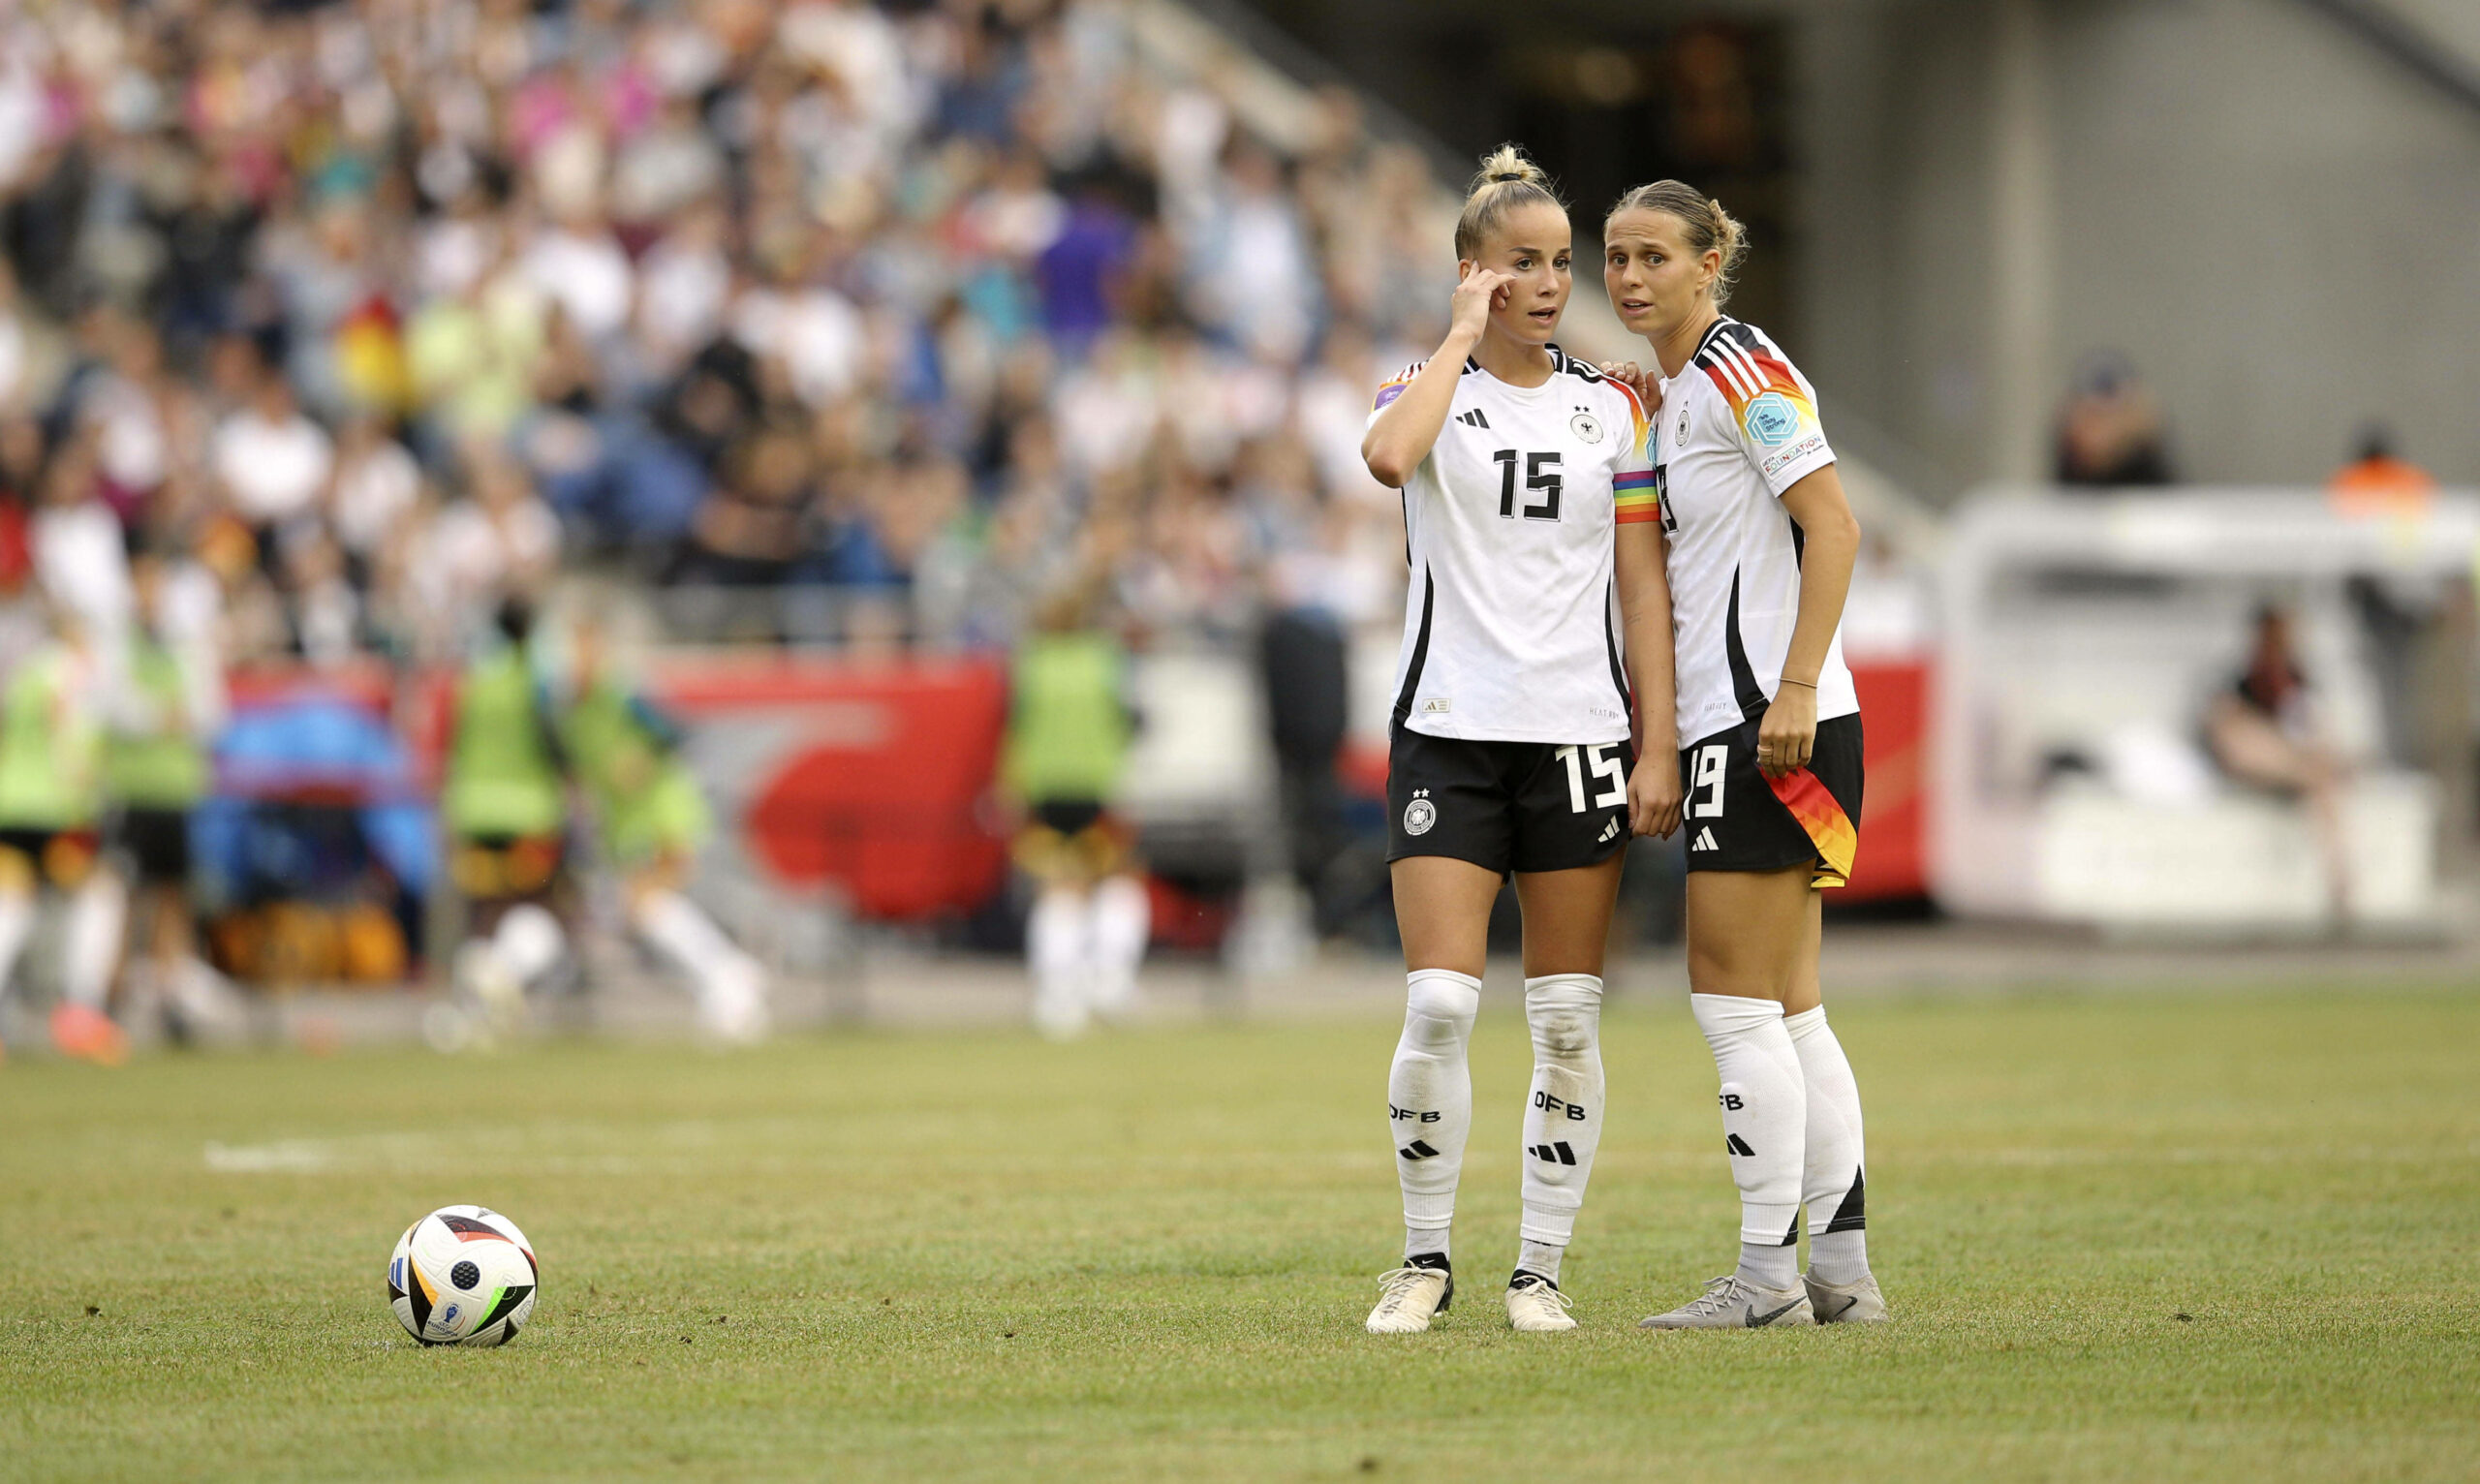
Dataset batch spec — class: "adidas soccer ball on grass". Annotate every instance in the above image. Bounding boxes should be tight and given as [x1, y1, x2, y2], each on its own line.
[388, 1205, 539, 1346]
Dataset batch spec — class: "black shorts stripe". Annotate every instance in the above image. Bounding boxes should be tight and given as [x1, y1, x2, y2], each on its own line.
[1391, 567, 1436, 729]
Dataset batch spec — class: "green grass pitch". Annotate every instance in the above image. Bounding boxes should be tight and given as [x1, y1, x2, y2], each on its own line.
[3, 984, 2476, 1482]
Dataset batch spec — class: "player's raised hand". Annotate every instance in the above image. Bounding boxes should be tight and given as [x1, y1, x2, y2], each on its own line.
[1629, 751, 1684, 840]
[1449, 268, 1514, 341]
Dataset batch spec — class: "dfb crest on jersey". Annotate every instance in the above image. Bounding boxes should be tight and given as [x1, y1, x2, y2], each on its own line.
[1677, 403, 1690, 442]
[1742, 391, 1801, 447]
[1403, 788, 1438, 836]
[1569, 410, 1603, 444]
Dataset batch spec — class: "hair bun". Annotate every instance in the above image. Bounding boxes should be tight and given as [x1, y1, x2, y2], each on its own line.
[1491, 171, 1523, 183]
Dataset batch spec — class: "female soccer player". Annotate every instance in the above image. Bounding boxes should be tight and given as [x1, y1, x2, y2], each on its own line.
[1358, 146, 1683, 1335]
[1601, 182, 1885, 1327]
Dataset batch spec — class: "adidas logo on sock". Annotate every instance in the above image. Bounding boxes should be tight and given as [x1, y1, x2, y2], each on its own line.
[1399, 1139, 1441, 1160]
[1691, 826, 1720, 851]
[1456, 409, 1491, 428]
[1596, 819, 1621, 843]
[1725, 1133, 1756, 1157]
[1529, 1141, 1578, 1166]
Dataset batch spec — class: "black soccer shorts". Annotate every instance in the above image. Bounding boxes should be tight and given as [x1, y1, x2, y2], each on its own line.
[1385, 727, 1635, 876]
[1677, 712, 1865, 886]
[112, 807, 194, 886]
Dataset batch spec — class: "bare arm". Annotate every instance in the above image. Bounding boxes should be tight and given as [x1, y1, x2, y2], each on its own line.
[1361, 268, 1510, 488]
[1756, 464, 1862, 776]
[1615, 518, 1684, 838]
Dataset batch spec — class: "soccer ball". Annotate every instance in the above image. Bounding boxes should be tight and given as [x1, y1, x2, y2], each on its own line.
[387, 1205, 539, 1346]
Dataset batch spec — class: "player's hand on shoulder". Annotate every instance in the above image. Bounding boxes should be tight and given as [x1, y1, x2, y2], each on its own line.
[1628, 749, 1684, 839]
[1450, 268, 1513, 340]
[1596, 360, 1653, 404]
[1756, 686, 1818, 778]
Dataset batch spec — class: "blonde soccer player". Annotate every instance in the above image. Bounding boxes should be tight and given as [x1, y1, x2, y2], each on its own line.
[1602, 181, 1885, 1327]
[1358, 146, 1683, 1335]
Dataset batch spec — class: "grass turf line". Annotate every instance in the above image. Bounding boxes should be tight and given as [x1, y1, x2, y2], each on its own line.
[2, 987, 2475, 1482]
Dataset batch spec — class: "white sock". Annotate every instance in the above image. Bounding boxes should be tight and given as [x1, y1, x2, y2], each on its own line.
[1516, 1239, 1566, 1284]
[490, 903, 567, 988]
[1690, 993, 1806, 1285]
[1786, 1005, 1870, 1284]
[62, 873, 128, 1011]
[1390, 968, 1479, 1260]
[1085, 874, 1149, 1017]
[1518, 973, 1604, 1254]
[1026, 885, 1090, 1038]
[0, 889, 34, 998]
[636, 889, 757, 1005]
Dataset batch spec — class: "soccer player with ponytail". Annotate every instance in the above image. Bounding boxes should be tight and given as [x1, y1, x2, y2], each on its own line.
[1601, 182, 1885, 1327]
[1358, 146, 1683, 1335]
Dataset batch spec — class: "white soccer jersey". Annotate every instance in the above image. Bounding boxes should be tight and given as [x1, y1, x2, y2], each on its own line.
[1371, 346, 1651, 745]
[1651, 317, 1858, 745]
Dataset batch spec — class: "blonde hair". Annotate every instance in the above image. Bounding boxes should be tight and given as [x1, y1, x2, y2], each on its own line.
[1454, 144, 1566, 260]
[1606, 180, 1748, 307]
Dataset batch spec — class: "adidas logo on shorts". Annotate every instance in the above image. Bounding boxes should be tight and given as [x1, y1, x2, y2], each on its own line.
[1596, 819, 1621, 844]
[1691, 826, 1720, 851]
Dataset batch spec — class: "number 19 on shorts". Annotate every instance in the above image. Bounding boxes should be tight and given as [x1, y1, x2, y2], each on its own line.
[1556, 744, 1627, 813]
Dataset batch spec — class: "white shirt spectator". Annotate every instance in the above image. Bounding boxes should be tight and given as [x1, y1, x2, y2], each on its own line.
[414, 495, 561, 617]
[83, 374, 169, 493]
[636, 226, 732, 369]
[214, 400, 334, 526]
[524, 224, 636, 344]
[732, 286, 864, 408]
[33, 498, 133, 637]
[331, 434, 421, 558]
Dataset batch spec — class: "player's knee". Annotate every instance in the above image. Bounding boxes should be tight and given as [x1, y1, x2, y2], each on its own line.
[1402, 971, 1479, 1051]
[1525, 975, 1601, 1058]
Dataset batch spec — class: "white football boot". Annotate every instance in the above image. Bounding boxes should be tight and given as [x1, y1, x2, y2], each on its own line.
[1365, 1262, 1454, 1334]
[1804, 1270, 1890, 1324]
[1638, 1275, 1814, 1329]
[1504, 1272, 1577, 1332]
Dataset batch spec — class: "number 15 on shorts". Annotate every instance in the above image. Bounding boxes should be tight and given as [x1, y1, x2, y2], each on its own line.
[1556, 744, 1627, 813]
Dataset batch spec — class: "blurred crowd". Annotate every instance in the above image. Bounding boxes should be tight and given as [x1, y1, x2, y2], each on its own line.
[0, 0, 1449, 670]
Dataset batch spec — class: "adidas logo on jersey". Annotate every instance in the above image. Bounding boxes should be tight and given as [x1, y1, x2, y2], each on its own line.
[1691, 826, 1720, 851]
[1596, 819, 1621, 844]
[1455, 409, 1491, 429]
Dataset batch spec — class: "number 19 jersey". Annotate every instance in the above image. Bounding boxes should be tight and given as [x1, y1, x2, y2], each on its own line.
[1649, 317, 1858, 746]
[1371, 346, 1651, 746]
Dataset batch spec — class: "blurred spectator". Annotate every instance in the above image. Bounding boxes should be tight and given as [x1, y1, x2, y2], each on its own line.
[2205, 605, 2352, 923]
[0, 0, 1463, 780]
[2327, 423, 2435, 517]
[2328, 426, 2457, 777]
[31, 435, 134, 643]
[2056, 353, 2174, 487]
[213, 363, 333, 532]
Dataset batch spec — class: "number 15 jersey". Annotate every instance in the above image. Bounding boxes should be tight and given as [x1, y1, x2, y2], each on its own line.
[1371, 346, 1652, 746]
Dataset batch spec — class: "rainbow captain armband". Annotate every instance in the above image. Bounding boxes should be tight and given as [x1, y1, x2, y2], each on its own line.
[1614, 469, 1661, 524]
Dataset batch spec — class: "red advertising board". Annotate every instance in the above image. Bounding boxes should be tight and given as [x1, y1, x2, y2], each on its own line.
[651, 654, 1011, 921]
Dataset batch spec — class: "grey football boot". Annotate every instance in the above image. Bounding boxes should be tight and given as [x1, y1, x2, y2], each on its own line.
[1803, 1270, 1890, 1324]
[1638, 1275, 1814, 1329]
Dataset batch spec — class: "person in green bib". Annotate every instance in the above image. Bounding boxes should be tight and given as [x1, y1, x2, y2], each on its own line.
[0, 608, 129, 1065]
[1005, 584, 1150, 1040]
[553, 604, 765, 1043]
[442, 598, 573, 1034]
[104, 555, 229, 1043]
